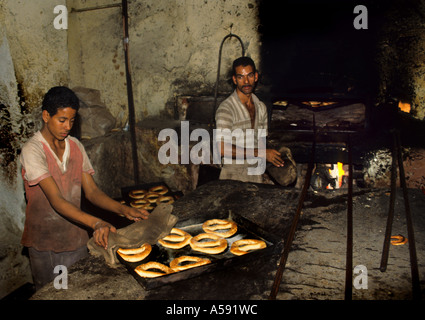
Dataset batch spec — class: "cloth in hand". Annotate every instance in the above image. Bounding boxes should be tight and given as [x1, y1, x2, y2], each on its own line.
[87, 203, 177, 266]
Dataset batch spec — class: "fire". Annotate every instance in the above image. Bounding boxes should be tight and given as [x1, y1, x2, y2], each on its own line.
[327, 162, 346, 189]
[398, 101, 411, 113]
[336, 162, 345, 187]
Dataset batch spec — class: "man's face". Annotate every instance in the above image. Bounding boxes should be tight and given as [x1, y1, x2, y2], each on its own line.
[232, 65, 258, 96]
[42, 107, 76, 141]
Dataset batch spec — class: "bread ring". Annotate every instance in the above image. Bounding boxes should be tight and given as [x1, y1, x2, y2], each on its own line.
[134, 261, 173, 278]
[391, 235, 408, 246]
[149, 185, 169, 195]
[190, 233, 227, 254]
[117, 243, 152, 262]
[230, 239, 266, 256]
[156, 195, 175, 205]
[202, 219, 238, 238]
[130, 199, 154, 210]
[129, 189, 146, 199]
[144, 192, 160, 203]
[130, 198, 148, 207]
[158, 228, 192, 249]
[170, 256, 211, 272]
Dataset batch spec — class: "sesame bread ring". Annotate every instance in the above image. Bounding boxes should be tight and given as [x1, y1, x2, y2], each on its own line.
[130, 200, 154, 211]
[129, 189, 146, 199]
[202, 219, 238, 238]
[158, 228, 192, 249]
[190, 233, 227, 254]
[134, 261, 173, 278]
[230, 239, 267, 256]
[117, 243, 152, 262]
[149, 185, 169, 195]
[169, 256, 211, 272]
[142, 204, 155, 210]
[131, 200, 146, 206]
[156, 195, 175, 205]
[144, 192, 160, 203]
[130, 199, 154, 210]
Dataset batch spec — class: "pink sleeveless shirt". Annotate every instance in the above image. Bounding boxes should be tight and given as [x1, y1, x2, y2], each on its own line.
[21, 135, 93, 252]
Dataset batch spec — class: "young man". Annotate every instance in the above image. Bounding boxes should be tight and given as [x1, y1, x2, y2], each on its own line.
[20, 86, 149, 290]
[215, 56, 297, 185]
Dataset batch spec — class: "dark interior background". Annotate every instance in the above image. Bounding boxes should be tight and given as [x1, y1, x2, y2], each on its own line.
[257, 0, 387, 101]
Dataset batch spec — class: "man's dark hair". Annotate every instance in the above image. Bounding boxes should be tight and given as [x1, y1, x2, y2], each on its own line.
[42, 86, 80, 116]
[232, 56, 257, 76]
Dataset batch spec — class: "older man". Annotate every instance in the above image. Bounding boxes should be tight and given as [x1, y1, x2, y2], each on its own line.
[215, 56, 297, 185]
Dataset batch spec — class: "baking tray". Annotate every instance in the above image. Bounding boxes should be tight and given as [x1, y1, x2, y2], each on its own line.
[116, 211, 281, 290]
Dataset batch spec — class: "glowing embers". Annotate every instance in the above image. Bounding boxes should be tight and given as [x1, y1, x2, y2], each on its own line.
[311, 162, 348, 190]
[398, 101, 411, 113]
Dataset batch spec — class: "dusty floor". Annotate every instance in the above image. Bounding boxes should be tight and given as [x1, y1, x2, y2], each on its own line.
[28, 180, 425, 301]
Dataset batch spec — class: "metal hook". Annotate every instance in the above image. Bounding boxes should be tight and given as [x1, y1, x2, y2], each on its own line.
[212, 33, 245, 125]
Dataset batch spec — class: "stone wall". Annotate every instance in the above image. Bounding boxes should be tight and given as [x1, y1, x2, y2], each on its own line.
[67, 0, 261, 124]
[375, 0, 425, 120]
[0, 0, 70, 298]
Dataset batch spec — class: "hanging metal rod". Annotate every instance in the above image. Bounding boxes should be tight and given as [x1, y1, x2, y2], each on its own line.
[121, 0, 139, 185]
[70, 3, 121, 13]
[212, 32, 245, 126]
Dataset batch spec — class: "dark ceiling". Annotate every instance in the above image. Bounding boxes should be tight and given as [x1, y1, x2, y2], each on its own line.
[257, 0, 391, 100]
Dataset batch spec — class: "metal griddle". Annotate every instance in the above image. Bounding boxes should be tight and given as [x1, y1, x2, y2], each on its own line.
[116, 209, 280, 290]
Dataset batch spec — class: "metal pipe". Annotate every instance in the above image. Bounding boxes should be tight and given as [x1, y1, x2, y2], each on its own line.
[394, 130, 421, 300]
[212, 33, 245, 126]
[269, 114, 316, 300]
[71, 3, 121, 13]
[344, 134, 353, 300]
[380, 131, 398, 272]
[122, 0, 139, 184]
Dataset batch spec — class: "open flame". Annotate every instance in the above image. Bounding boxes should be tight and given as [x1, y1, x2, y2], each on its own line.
[327, 162, 346, 189]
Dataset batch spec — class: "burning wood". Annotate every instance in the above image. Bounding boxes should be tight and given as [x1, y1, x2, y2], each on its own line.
[327, 162, 346, 189]
[310, 163, 348, 190]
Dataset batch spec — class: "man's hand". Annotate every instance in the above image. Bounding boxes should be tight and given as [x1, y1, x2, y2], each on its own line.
[121, 206, 150, 221]
[266, 149, 285, 167]
[93, 220, 116, 249]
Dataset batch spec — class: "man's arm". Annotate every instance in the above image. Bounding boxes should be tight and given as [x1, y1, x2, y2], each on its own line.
[257, 136, 285, 167]
[219, 141, 284, 167]
[38, 176, 115, 249]
[81, 172, 149, 222]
